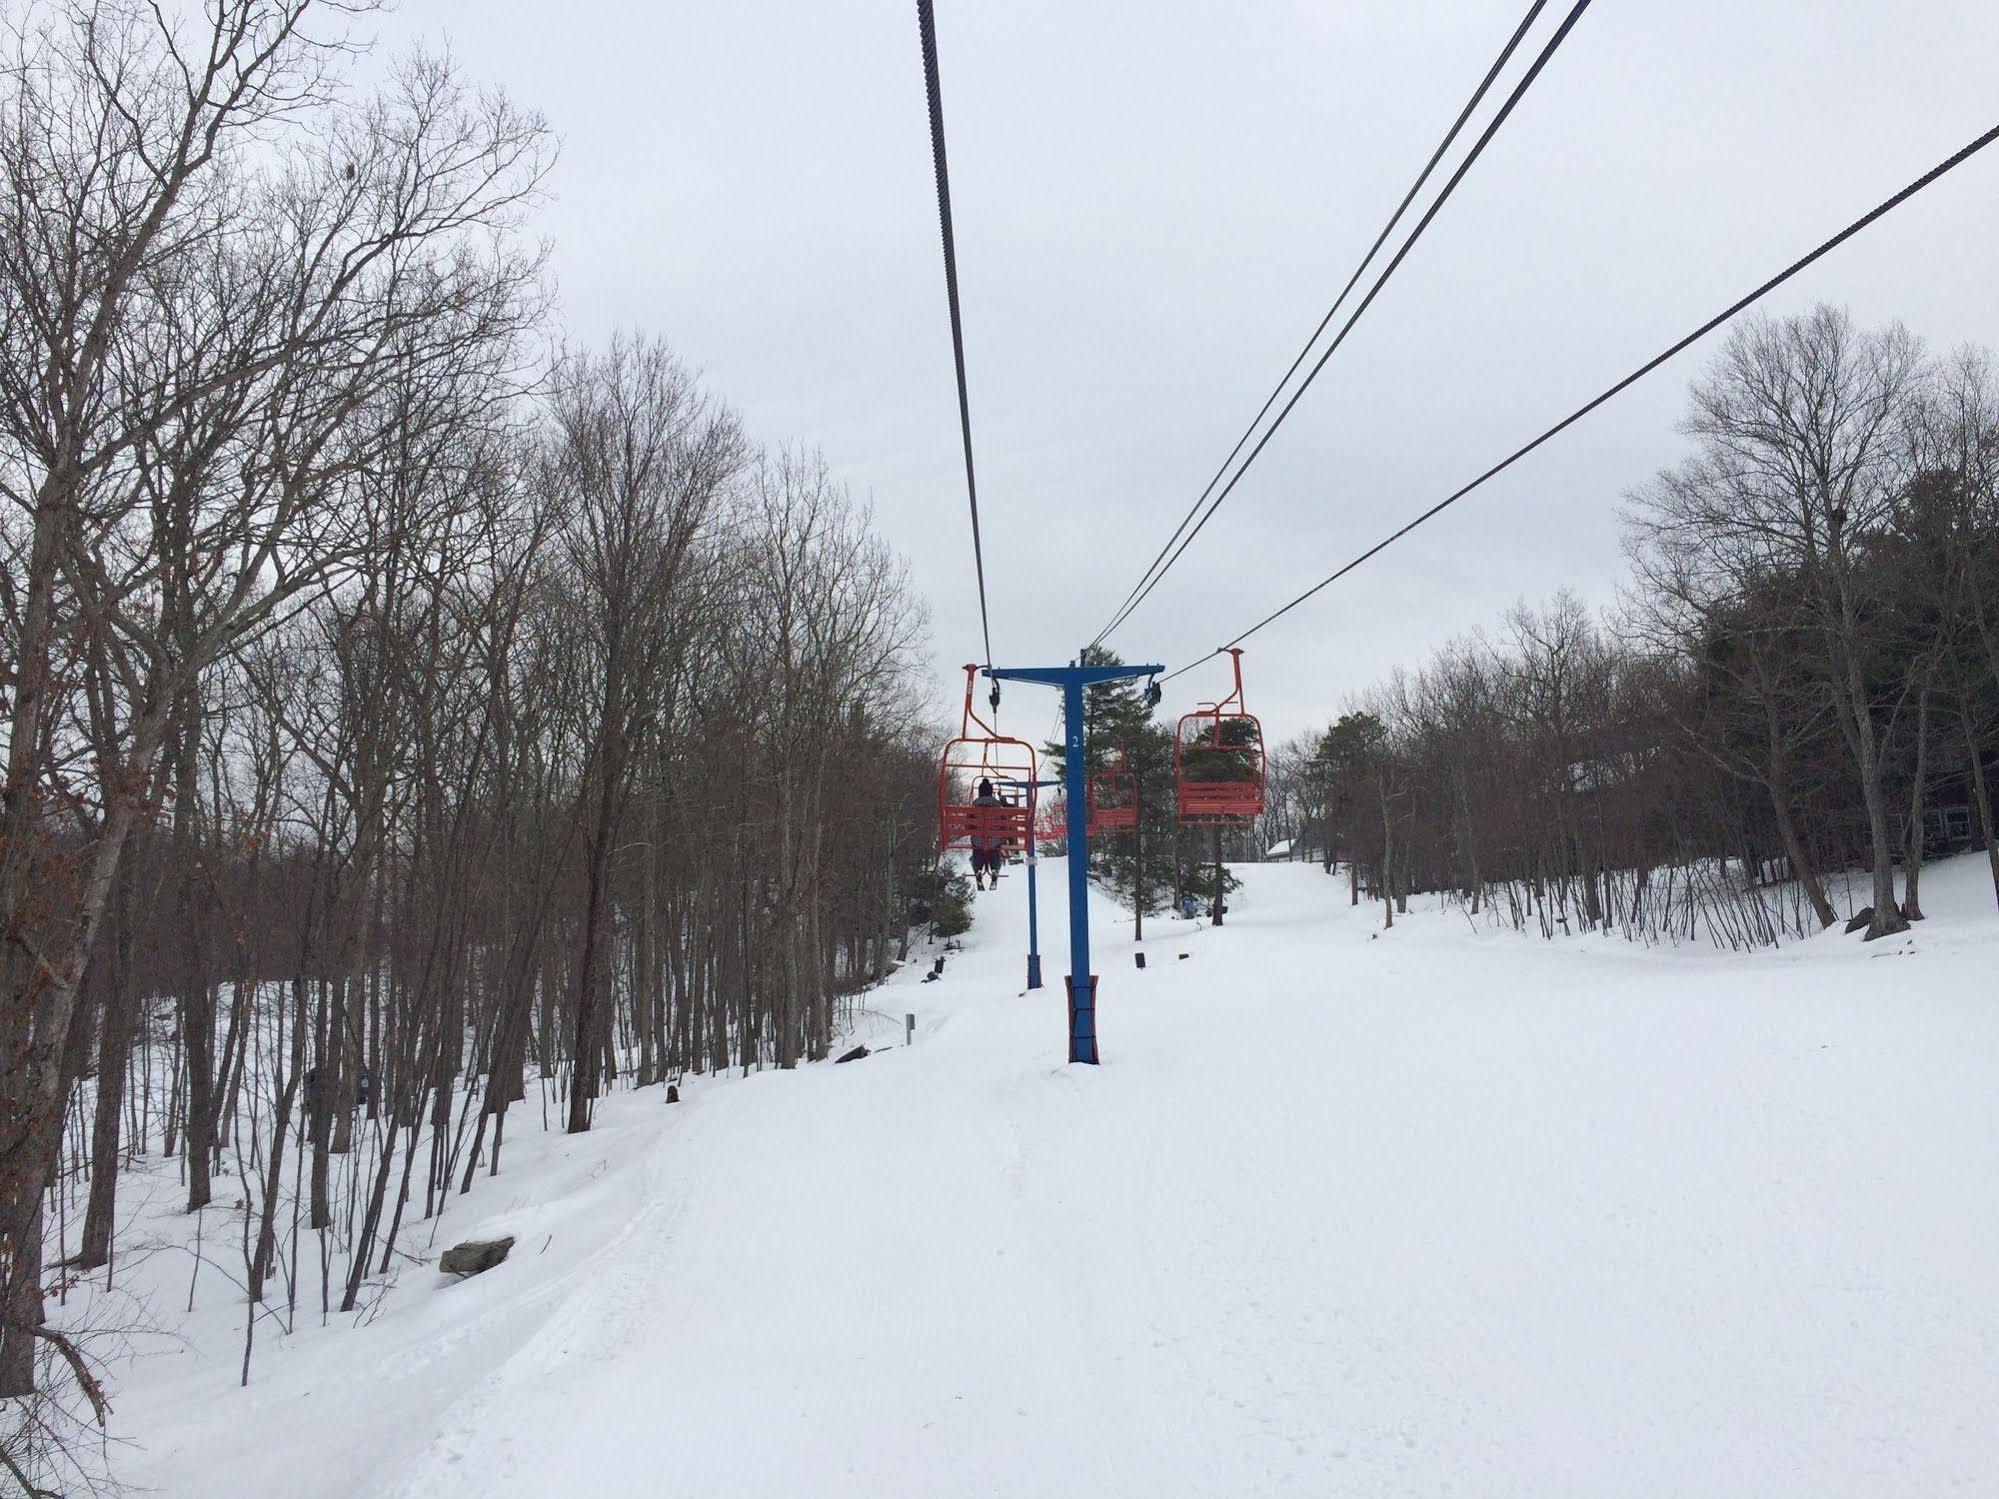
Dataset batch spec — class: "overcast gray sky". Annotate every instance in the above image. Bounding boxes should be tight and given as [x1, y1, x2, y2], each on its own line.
[378, 1, 1999, 746]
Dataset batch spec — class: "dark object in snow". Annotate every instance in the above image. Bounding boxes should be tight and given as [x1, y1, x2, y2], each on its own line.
[665, 1084, 680, 1104]
[1844, 907, 1875, 934]
[933, 956, 946, 975]
[303, 1065, 370, 1108]
[440, 1236, 515, 1277]
[835, 1045, 870, 1064]
[1177, 953, 1189, 961]
[1134, 952, 1146, 969]
[922, 970, 940, 983]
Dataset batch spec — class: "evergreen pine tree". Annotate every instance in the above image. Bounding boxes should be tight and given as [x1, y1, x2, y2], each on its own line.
[1043, 647, 1177, 923]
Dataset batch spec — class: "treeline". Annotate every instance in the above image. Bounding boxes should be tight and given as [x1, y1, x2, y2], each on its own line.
[1260, 307, 1999, 945]
[0, 0, 938, 1471]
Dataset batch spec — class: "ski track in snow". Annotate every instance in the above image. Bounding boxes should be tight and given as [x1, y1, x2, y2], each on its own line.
[85, 856, 1999, 1497]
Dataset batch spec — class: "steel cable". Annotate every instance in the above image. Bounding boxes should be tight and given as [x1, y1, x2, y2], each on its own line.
[1163, 118, 1999, 684]
[1099, 0, 1594, 646]
[918, 0, 995, 669]
[1089, 0, 1554, 650]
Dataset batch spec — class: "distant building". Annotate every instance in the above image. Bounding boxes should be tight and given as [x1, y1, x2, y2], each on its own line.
[1263, 833, 1326, 863]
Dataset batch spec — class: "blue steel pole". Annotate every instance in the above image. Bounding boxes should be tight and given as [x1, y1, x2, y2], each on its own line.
[1025, 847, 1042, 990]
[1062, 677, 1096, 1063]
[983, 663, 1159, 1064]
[1009, 776, 1048, 990]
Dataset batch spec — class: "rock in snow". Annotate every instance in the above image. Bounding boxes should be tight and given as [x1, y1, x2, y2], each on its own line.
[439, 1236, 515, 1277]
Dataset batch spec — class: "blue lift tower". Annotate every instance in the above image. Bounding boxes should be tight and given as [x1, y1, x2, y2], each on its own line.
[984, 658, 1162, 1064]
[997, 775, 1059, 995]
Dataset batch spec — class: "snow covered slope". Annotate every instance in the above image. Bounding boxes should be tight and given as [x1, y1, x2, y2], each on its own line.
[96, 855, 1999, 1497]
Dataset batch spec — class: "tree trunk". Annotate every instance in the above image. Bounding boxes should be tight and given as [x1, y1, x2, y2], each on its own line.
[250, 972, 310, 1302]
[570, 703, 628, 1132]
[1762, 712, 1837, 930]
[1209, 824, 1224, 927]
[1857, 754, 1906, 941]
[173, 693, 216, 1214]
[1965, 713, 1999, 914]
[1132, 769, 1145, 943]
[1378, 781, 1395, 931]
[78, 854, 141, 1271]
[1901, 682, 1932, 922]
[636, 786, 660, 1086]
[1828, 579, 1908, 940]
[307, 975, 337, 1229]
[0, 1199, 43, 1395]
[1455, 772, 1483, 914]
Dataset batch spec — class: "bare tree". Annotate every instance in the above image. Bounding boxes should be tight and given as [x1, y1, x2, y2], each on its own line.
[1627, 308, 1926, 939]
[548, 335, 744, 1132]
[0, 0, 550, 1393]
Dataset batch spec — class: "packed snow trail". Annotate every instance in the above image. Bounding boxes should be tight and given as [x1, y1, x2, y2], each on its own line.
[113, 857, 1999, 1497]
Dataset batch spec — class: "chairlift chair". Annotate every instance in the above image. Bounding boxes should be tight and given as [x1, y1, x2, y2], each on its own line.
[1087, 741, 1139, 834]
[1035, 796, 1070, 853]
[1174, 648, 1266, 824]
[938, 663, 1037, 870]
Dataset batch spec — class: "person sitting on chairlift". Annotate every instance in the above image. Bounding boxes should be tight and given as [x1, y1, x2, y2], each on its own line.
[969, 778, 1008, 890]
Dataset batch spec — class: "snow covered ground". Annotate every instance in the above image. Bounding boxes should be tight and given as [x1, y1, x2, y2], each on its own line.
[68, 853, 1999, 1497]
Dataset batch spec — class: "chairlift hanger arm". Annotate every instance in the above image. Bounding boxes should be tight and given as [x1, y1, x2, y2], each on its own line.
[957, 661, 1010, 738]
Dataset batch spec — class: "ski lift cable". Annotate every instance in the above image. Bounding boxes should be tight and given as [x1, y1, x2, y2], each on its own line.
[917, 0, 996, 674]
[1087, 0, 1554, 651]
[1160, 117, 1999, 686]
[1095, 0, 1592, 648]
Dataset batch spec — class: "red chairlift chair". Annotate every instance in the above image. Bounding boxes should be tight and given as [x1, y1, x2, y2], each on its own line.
[1174, 648, 1266, 824]
[938, 663, 1037, 874]
[1086, 741, 1139, 835]
[1034, 796, 1070, 853]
